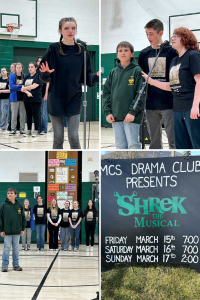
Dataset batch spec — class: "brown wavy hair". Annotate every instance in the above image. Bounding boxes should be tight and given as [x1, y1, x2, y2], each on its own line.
[173, 27, 199, 52]
[58, 17, 81, 56]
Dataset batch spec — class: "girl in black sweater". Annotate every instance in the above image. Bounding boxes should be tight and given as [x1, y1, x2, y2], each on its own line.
[39, 17, 99, 149]
[84, 200, 98, 252]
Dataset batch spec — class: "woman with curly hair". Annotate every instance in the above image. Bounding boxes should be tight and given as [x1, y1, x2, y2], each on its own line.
[142, 27, 200, 149]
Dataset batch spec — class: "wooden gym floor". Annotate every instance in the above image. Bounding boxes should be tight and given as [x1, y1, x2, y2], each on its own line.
[0, 122, 99, 150]
[0, 244, 99, 300]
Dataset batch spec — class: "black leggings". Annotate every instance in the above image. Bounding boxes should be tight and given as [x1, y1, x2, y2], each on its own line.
[48, 223, 59, 249]
[85, 223, 96, 246]
[24, 102, 41, 131]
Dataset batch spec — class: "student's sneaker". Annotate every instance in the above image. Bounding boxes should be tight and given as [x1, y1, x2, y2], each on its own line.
[9, 130, 16, 136]
[21, 247, 26, 251]
[74, 248, 79, 252]
[40, 249, 44, 252]
[64, 248, 67, 251]
[86, 246, 90, 252]
[55, 249, 58, 251]
[2, 267, 8, 272]
[90, 246, 93, 252]
[39, 131, 46, 135]
[68, 247, 71, 251]
[20, 130, 26, 134]
[23, 130, 32, 136]
[50, 249, 53, 251]
[36, 248, 40, 251]
[27, 248, 31, 251]
[32, 131, 39, 137]
[13, 266, 23, 271]
[0, 129, 6, 132]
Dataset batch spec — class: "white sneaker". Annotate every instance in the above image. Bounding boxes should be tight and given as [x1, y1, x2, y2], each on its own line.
[50, 249, 53, 251]
[90, 247, 93, 252]
[32, 131, 39, 137]
[86, 246, 89, 252]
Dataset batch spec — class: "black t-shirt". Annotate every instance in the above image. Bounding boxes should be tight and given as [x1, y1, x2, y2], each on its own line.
[0, 78, 9, 100]
[69, 209, 83, 223]
[138, 45, 177, 110]
[24, 208, 31, 228]
[60, 208, 71, 228]
[23, 73, 42, 103]
[16, 75, 24, 101]
[169, 49, 200, 112]
[84, 208, 98, 225]
[34, 204, 47, 225]
[48, 207, 61, 223]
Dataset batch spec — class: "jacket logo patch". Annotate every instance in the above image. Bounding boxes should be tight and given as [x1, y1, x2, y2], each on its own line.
[128, 76, 134, 86]
[18, 208, 21, 214]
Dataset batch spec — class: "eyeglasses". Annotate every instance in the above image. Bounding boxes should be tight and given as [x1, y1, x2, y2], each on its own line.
[170, 35, 179, 41]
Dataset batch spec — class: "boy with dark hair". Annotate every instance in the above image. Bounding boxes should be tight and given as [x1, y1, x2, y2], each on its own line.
[0, 188, 26, 272]
[138, 18, 177, 149]
[103, 41, 144, 149]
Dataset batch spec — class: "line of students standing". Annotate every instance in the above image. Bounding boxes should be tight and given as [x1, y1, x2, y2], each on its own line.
[23, 195, 98, 252]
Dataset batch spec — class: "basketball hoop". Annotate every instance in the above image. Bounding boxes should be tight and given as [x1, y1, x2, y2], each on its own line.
[6, 23, 22, 39]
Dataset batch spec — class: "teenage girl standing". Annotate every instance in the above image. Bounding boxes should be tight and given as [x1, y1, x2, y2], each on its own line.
[84, 200, 98, 252]
[39, 17, 99, 149]
[21, 199, 34, 251]
[0, 68, 10, 132]
[60, 200, 71, 250]
[9, 63, 26, 135]
[47, 199, 61, 250]
[21, 62, 43, 137]
[69, 201, 83, 251]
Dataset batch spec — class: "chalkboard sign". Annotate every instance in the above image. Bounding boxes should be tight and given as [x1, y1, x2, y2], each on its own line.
[101, 156, 200, 272]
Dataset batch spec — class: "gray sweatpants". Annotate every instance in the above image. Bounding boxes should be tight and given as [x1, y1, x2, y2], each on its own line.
[11, 101, 26, 131]
[146, 109, 175, 149]
[22, 228, 32, 249]
[60, 227, 70, 250]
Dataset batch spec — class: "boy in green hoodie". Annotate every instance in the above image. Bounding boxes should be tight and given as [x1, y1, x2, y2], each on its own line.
[0, 188, 26, 272]
[103, 41, 144, 149]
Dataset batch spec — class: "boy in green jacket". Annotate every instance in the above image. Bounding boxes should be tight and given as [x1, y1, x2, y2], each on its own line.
[0, 188, 26, 272]
[103, 41, 144, 149]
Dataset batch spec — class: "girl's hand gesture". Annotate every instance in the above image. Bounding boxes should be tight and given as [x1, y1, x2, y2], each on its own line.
[40, 62, 55, 73]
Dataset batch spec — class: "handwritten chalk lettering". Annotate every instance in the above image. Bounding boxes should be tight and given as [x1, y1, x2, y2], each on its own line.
[181, 255, 199, 263]
[105, 236, 127, 244]
[101, 164, 122, 176]
[136, 236, 159, 243]
[136, 246, 158, 253]
[116, 193, 187, 216]
[182, 245, 198, 254]
[131, 162, 166, 175]
[126, 175, 177, 188]
[105, 246, 133, 254]
[182, 235, 199, 244]
[106, 255, 132, 263]
[137, 255, 158, 262]
[164, 235, 176, 243]
[172, 161, 200, 173]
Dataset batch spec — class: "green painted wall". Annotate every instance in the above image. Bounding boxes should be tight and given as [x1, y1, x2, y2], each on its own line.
[0, 39, 99, 121]
[101, 51, 140, 126]
[0, 182, 46, 244]
[81, 182, 98, 245]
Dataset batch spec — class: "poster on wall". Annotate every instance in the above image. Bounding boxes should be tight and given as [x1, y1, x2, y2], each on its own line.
[57, 192, 68, 199]
[56, 167, 68, 183]
[101, 156, 200, 273]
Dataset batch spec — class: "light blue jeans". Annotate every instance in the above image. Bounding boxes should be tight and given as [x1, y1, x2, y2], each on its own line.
[0, 99, 9, 130]
[2, 235, 20, 268]
[35, 224, 46, 249]
[70, 223, 81, 249]
[38, 99, 48, 132]
[112, 121, 141, 149]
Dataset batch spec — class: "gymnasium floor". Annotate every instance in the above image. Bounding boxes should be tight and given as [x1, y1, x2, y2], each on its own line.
[101, 126, 170, 149]
[0, 122, 99, 150]
[0, 244, 99, 300]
